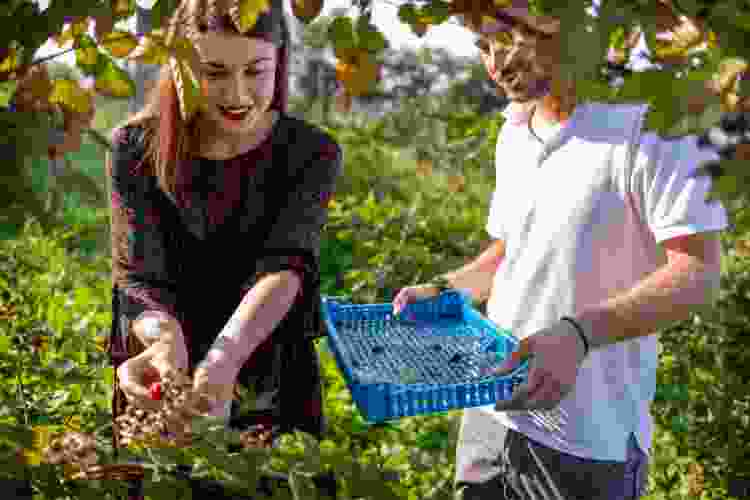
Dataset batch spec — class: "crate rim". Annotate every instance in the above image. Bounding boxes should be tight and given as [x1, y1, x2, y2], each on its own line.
[320, 291, 530, 422]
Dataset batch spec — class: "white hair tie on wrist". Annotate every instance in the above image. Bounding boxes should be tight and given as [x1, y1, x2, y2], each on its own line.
[141, 317, 163, 339]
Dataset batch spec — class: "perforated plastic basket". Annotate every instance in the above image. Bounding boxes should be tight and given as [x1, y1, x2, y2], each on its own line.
[321, 290, 529, 423]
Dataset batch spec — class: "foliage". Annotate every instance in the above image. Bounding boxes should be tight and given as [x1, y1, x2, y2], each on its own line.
[1, 0, 750, 235]
[3, 92, 750, 496]
[0, 92, 511, 498]
[0, 219, 114, 480]
[2, 0, 750, 498]
[0, 186, 469, 500]
[645, 228, 750, 499]
[43, 61, 84, 82]
[4, 159, 750, 498]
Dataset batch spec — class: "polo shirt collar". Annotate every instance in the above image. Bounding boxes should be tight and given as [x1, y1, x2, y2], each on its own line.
[502, 101, 589, 166]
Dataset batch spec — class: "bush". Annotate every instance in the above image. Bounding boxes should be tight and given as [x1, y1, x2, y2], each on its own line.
[643, 229, 750, 500]
[4, 96, 749, 499]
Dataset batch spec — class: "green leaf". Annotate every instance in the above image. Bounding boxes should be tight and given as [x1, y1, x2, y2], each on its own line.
[419, 1, 452, 24]
[75, 34, 104, 76]
[84, 128, 114, 152]
[130, 30, 170, 66]
[52, 161, 105, 206]
[151, 0, 180, 30]
[0, 335, 10, 354]
[328, 16, 357, 52]
[99, 30, 138, 59]
[619, 69, 665, 99]
[94, 57, 136, 99]
[557, 0, 605, 82]
[61, 370, 93, 385]
[0, 80, 18, 108]
[349, 413, 370, 435]
[397, 4, 418, 25]
[415, 429, 450, 450]
[143, 476, 192, 500]
[358, 24, 388, 53]
[609, 26, 626, 50]
[0, 424, 33, 448]
[288, 470, 318, 500]
[48, 79, 93, 115]
[220, 454, 262, 489]
[233, 0, 272, 34]
[670, 414, 689, 433]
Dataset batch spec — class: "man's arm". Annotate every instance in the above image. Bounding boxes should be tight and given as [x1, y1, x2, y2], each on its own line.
[573, 231, 722, 350]
[434, 239, 506, 303]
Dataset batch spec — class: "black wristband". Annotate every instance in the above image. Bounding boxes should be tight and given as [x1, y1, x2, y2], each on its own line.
[560, 316, 589, 357]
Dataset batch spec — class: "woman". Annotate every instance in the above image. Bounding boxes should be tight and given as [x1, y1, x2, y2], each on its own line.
[107, 0, 342, 450]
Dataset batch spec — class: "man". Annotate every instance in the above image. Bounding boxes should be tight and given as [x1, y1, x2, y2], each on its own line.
[392, 2, 728, 499]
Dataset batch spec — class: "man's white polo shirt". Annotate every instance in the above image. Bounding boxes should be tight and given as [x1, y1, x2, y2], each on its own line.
[468, 101, 729, 463]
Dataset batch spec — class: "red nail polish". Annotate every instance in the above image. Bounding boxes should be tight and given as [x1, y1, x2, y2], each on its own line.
[149, 382, 162, 401]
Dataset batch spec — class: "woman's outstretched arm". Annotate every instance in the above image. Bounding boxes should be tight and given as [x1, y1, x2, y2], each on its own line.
[192, 132, 343, 412]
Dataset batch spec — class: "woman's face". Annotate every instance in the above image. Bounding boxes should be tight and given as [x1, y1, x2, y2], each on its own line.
[192, 31, 277, 138]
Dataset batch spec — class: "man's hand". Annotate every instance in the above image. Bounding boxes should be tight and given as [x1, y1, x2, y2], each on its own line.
[392, 284, 442, 316]
[487, 320, 588, 411]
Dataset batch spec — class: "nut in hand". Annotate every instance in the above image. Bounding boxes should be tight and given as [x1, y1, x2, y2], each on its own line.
[118, 368, 203, 448]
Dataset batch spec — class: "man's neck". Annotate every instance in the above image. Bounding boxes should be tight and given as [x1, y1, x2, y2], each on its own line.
[536, 94, 575, 126]
[534, 75, 578, 126]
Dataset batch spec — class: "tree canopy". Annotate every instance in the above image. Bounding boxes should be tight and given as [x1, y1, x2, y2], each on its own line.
[1, 0, 750, 233]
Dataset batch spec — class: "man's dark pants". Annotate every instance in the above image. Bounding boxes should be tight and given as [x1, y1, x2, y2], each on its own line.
[455, 428, 649, 500]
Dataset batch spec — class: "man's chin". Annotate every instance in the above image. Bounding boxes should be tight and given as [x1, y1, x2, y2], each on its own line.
[497, 81, 550, 104]
[507, 93, 535, 104]
[499, 87, 535, 103]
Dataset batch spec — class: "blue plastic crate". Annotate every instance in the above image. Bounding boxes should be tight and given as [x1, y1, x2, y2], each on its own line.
[321, 290, 529, 423]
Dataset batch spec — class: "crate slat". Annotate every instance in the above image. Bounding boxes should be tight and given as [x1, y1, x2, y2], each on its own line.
[321, 291, 529, 422]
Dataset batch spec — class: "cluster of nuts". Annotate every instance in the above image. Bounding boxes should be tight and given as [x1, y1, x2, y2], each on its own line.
[116, 370, 196, 448]
[115, 368, 280, 452]
[40, 430, 144, 481]
[42, 431, 99, 475]
[239, 424, 278, 450]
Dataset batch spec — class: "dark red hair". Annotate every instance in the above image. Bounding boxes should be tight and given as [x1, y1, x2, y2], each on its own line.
[148, 1, 290, 207]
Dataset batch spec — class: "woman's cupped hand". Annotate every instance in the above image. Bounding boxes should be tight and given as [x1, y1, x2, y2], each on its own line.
[116, 339, 190, 412]
[116, 314, 195, 414]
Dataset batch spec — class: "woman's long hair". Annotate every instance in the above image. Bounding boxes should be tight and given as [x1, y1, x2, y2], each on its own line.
[113, 0, 290, 206]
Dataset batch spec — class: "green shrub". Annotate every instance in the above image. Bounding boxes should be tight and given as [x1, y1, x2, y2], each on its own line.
[0, 219, 114, 446]
[642, 229, 750, 500]
[5, 95, 750, 500]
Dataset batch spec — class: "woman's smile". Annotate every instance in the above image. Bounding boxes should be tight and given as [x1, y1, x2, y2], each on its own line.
[218, 105, 251, 123]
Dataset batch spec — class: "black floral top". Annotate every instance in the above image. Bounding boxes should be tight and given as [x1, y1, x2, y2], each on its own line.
[107, 113, 343, 445]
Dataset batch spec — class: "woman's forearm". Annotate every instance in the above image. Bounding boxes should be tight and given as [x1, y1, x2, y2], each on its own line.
[440, 239, 505, 303]
[199, 270, 302, 371]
